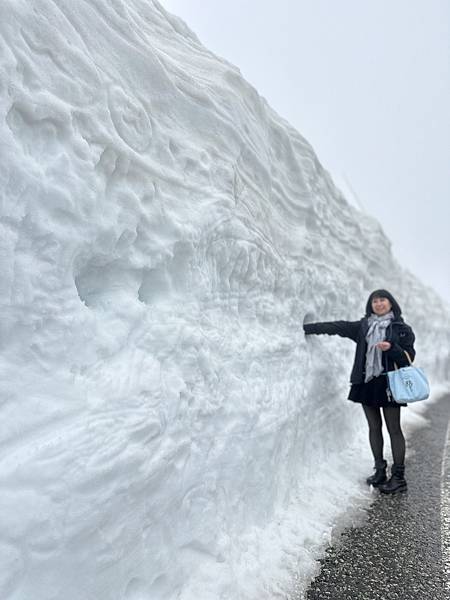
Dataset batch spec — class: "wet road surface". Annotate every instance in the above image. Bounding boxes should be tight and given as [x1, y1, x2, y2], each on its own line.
[303, 394, 450, 600]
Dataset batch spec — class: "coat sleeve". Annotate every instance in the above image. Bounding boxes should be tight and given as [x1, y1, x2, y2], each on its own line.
[386, 326, 416, 366]
[303, 320, 361, 342]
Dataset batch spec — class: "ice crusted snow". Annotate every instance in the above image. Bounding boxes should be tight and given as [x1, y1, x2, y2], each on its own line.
[0, 1, 449, 599]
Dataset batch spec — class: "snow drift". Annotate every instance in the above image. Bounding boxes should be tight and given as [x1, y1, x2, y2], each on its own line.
[0, 1, 449, 599]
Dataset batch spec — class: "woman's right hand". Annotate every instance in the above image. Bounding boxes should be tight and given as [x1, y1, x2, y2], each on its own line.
[376, 341, 391, 351]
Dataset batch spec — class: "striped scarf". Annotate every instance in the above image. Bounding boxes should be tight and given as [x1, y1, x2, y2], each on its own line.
[365, 311, 394, 383]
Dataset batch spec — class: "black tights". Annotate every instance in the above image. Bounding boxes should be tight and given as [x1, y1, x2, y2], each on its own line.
[362, 405, 405, 465]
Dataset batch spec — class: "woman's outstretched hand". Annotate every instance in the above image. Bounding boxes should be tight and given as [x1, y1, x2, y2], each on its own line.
[376, 341, 391, 351]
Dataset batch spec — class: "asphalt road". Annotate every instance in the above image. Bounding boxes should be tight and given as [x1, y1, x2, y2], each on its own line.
[303, 394, 450, 600]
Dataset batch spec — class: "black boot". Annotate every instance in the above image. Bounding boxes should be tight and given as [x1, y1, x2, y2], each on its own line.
[379, 464, 407, 494]
[366, 459, 387, 487]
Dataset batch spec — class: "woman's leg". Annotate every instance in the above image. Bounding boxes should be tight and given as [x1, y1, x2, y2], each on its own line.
[382, 405, 405, 465]
[379, 405, 407, 493]
[362, 405, 384, 461]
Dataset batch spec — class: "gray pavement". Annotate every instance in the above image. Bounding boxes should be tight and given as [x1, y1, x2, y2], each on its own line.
[303, 394, 450, 600]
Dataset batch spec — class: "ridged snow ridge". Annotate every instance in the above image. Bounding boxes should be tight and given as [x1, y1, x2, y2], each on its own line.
[0, 1, 449, 599]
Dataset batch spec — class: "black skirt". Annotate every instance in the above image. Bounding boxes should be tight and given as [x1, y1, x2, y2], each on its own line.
[348, 374, 406, 408]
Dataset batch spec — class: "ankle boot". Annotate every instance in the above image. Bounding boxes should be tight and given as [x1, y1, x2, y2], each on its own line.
[379, 464, 407, 494]
[366, 459, 387, 487]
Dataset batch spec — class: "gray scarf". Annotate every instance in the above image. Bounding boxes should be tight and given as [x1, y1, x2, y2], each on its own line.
[365, 311, 394, 383]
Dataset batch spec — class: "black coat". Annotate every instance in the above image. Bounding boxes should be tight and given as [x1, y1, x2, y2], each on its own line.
[303, 317, 416, 384]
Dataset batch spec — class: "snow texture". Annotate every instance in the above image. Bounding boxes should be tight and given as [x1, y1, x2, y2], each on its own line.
[0, 1, 449, 599]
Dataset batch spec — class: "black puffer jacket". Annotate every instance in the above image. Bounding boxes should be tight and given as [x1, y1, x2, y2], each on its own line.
[303, 292, 416, 385]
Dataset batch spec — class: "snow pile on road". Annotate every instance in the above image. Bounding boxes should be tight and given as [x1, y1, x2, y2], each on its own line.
[0, 1, 449, 599]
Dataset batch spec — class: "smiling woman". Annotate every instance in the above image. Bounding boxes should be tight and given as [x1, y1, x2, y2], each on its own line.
[160, 0, 450, 303]
[304, 289, 416, 494]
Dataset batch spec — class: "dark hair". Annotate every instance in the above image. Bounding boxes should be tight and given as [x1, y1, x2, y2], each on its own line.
[365, 289, 402, 318]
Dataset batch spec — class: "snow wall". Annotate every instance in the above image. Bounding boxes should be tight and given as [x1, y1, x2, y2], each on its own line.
[1, 1, 449, 599]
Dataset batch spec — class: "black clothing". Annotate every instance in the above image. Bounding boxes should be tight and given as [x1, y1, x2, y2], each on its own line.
[303, 317, 416, 386]
[379, 463, 407, 494]
[362, 405, 406, 465]
[348, 374, 404, 407]
[366, 458, 387, 487]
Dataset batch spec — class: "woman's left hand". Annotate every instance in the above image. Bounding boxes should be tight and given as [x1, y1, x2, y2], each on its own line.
[376, 341, 391, 351]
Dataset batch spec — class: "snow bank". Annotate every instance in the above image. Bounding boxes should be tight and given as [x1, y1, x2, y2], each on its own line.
[0, 1, 449, 599]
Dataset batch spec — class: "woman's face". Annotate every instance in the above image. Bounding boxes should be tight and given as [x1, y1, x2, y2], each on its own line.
[371, 296, 392, 316]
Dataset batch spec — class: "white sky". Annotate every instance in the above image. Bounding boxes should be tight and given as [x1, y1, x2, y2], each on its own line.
[161, 0, 450, 303]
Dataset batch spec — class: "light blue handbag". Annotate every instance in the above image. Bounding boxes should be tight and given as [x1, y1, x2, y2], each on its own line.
[386, 351, 430, 403]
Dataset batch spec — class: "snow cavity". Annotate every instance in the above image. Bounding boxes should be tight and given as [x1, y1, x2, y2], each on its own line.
[0, 1, 449, 599]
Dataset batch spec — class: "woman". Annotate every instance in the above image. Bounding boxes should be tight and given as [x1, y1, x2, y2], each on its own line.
[303, 289, 415, 494]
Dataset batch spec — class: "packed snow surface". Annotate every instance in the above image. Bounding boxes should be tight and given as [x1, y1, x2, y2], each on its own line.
[1, 1, 449, 599]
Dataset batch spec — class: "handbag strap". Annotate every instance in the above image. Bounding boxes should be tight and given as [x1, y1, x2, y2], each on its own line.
[393, 350, 413, 371]
[403, 351, 412, 365]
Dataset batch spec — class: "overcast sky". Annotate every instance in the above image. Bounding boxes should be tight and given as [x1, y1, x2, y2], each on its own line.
[161, 0, 450, 304]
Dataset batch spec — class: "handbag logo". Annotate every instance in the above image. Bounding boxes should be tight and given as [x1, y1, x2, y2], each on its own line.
[404, 379, 414, 391]
[401, 372, 414, 391]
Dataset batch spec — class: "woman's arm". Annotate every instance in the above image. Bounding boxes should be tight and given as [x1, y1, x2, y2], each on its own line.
[386, 326, 416, 366]
[303, 320, 361, 342]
